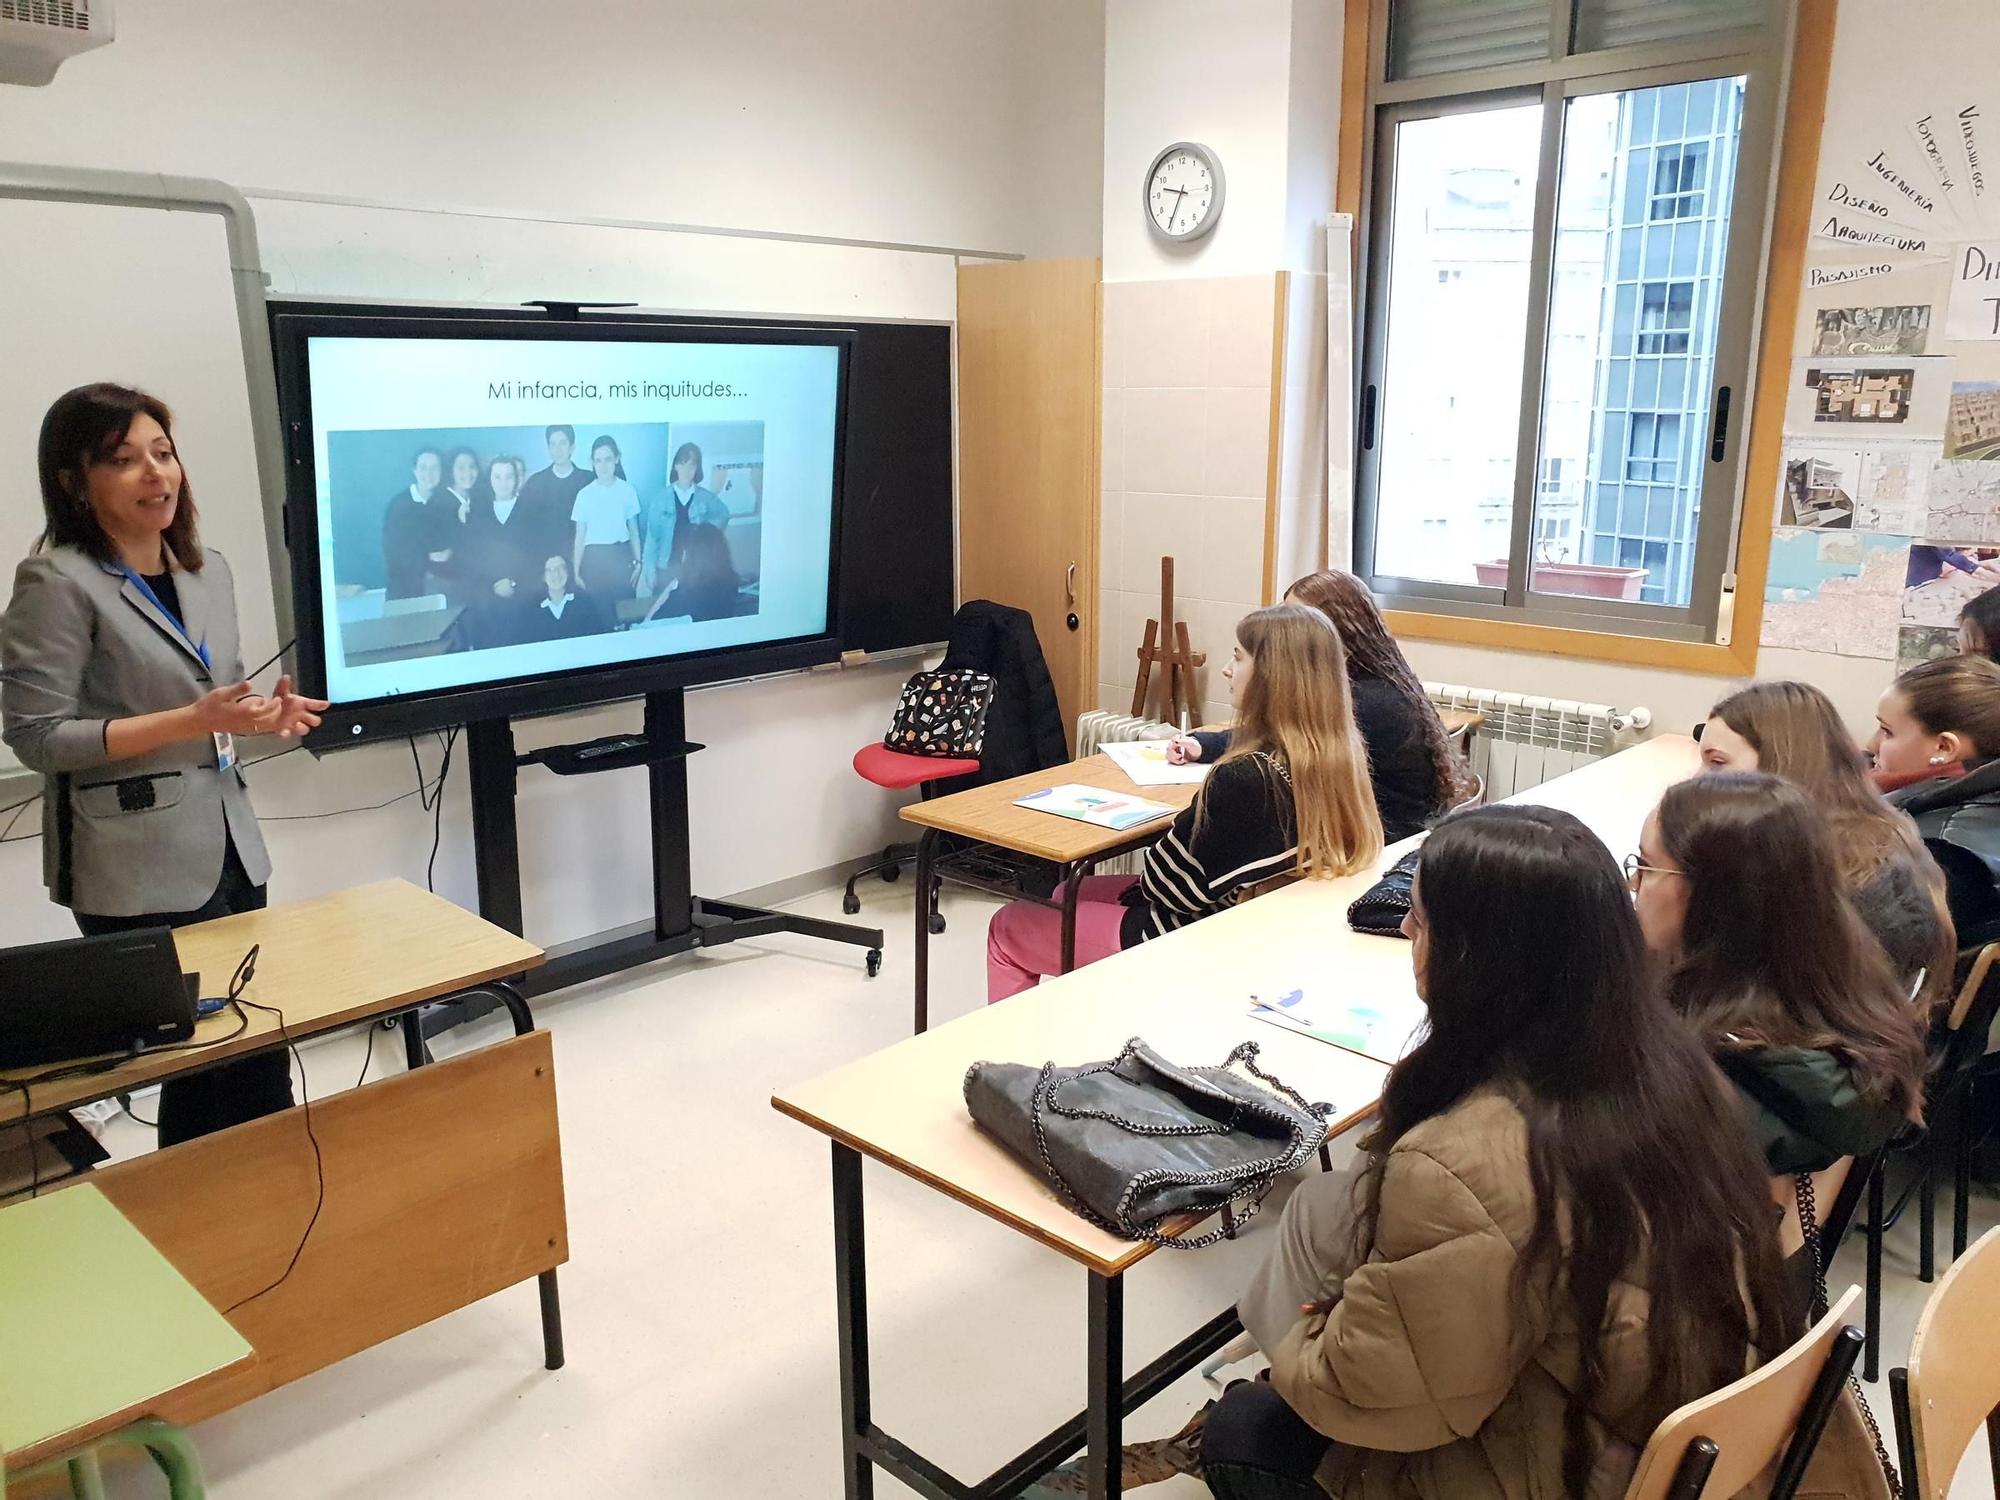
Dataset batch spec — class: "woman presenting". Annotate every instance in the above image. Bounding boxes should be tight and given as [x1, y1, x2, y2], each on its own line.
[1, 384, 325, 1145]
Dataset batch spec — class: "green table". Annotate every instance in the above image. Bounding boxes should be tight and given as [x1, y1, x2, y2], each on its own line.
[0, 1184, 253, 1490]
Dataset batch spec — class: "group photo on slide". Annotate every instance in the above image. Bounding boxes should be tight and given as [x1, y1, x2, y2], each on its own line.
[325, 417, 766, 669]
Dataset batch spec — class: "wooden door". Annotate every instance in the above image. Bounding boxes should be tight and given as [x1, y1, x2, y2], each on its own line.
[957, 257, 1101, 750]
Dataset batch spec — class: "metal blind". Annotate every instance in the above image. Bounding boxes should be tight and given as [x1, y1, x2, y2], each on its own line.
[1573, 0, 1767, 52]
[1388, 0, 1551, 80]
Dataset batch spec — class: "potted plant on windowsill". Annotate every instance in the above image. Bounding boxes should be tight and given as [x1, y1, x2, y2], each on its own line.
[1471, 560, 1649, 599]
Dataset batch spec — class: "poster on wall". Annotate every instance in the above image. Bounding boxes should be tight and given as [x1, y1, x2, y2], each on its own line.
[1812, 305, 1933, 356]
[1778, 445, 1862, 529]
[1759, 529, 1909, 660]
[1856, 443, 1940, 532]
[1899, 623, 1961, 669]
[1783, 356, 1951, 439]
[1924, 458, 2000, 538]
[1946, 243, 2000, 339]
[1901, 542, 2000, 635]
[1945, 379, 2000, 456]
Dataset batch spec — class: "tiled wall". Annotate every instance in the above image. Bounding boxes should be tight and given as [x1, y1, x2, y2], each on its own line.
[1099, 274, 1280, 725]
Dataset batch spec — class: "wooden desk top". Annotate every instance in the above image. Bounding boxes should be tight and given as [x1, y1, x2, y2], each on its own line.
[778, 735, 1699, 1273]
[774, 962, 1389, 1275]
[0, 880, 544, 1124]
[0, 1184, 255, 1470]
[899, 750, 1201, 862]
[899, 707, 1486, 864]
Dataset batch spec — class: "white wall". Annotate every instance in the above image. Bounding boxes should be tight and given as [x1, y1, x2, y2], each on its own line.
[0, 0, 1106, 951]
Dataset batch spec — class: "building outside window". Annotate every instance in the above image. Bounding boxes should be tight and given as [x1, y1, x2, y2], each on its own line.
[1356, 0, 1782, 638]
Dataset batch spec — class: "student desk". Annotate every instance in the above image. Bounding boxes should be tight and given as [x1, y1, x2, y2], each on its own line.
[773, 948, 1391, 1500]
[780, 732, 1697, 1500]
[896, 708, 1485, 1034]
[0, 880, 568, 1439]
[1, 1184, 253, 1479]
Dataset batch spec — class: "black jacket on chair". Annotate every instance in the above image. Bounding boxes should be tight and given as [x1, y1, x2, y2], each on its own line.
[939, 599, 1068, 787]
[1888, 759, 2000, 949]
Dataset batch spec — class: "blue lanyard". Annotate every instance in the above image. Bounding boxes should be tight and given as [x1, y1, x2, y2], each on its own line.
[115, 564, 211, 671]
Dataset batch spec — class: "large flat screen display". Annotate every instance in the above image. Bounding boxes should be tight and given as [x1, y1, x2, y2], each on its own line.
[272, 315, 848, 742]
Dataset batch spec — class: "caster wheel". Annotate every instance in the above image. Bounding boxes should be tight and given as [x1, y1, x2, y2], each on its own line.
[881, 865, 901, 884]
[865, 948, 883, 978]
[928, 911, 948, 935]
[842, 891, 861, 915]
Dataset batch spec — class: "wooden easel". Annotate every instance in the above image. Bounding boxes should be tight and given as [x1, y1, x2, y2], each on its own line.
[1131, 557, 1206, 726]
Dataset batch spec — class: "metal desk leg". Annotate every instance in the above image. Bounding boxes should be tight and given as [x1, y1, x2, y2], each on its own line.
[834, 1144, 876, 1500]
[914, 829, 937, 1035]
[1059, 862, 1086, 974]
[538, 1269, 565, 1370]
[1085, 1271, 1124, 1500]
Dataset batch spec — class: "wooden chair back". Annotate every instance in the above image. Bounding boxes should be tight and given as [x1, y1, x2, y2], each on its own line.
[1622, 1285, 1864, 1500]
[1899, 1226, 2000, 1500]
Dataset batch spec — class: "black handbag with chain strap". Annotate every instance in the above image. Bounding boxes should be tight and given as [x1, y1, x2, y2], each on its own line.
[963, 1037, 1331, 1248]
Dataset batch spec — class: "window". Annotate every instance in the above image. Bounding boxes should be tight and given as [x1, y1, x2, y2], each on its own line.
[1650, 143, 1708, 219]
[1637, 281, 1695, 354]
[1624, 412, 1682, 483]
[1356, 0, 1782, 642]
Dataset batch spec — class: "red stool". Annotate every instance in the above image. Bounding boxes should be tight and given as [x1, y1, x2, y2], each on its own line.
[844, 742, 981, 933]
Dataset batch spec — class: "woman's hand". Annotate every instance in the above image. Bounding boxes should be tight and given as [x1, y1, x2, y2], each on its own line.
[266, 675, 329, 739]
[192, 681, 284, 737]
[1165, 735, 1205, 766]
[493, 578, 516, 599]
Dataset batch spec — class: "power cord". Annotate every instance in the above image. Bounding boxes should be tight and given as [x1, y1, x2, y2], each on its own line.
[411, 728, 459, 891]
[218, 944, 327, 1315]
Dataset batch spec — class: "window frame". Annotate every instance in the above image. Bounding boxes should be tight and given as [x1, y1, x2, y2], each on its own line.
[1350, 0, 1793, 650]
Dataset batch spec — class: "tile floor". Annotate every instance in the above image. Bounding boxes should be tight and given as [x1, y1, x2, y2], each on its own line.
[84, 876, 1996, 1499]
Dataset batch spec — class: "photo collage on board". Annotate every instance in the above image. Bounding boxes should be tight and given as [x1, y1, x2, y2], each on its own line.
[1762, 86, 2000, 669]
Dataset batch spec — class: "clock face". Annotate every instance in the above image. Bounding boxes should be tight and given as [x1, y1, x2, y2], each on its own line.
[1146, 143, 1223, 242]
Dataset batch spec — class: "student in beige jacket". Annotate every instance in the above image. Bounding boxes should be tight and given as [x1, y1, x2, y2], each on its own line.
[1213, 804, 1874, 1500]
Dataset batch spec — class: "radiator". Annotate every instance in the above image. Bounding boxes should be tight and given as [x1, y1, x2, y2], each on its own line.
[1424, 683, 1653, 801]
[1076, 710, 1179, 873]
[1076, 710, 1178, 757]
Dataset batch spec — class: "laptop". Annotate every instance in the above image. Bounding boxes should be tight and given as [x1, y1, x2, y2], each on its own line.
[0, 927, 198, 1071]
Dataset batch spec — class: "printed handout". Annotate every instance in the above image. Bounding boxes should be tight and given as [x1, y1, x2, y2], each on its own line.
[1014, 784, 1177, 832]
[1100, 738, 1210, 787]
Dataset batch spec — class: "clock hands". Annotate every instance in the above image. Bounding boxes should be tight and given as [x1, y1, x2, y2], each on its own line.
[1167, 185, 1188, 231]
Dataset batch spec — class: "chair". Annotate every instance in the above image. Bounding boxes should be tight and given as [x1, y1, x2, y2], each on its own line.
[1888, 1225, 2000, 1499]
[842, 741, 981, 934]
[1911, 944, 2000, 1279]
[1623, 1285, 1867, 1500]
[6, 1416, 210, 1498]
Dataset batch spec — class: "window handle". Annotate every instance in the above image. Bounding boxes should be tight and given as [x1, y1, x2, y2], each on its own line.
[1361, 383, 1379, 451]
[1709, 385, 1733, 462]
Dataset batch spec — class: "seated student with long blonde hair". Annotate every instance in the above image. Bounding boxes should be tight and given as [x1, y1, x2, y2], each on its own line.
[1168, 569, 1469, 840]
[1699, 679, 1950, 994]
[985, 604, 1382, 1003]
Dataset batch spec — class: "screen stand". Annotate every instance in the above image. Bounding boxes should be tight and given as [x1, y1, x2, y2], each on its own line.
[420, 687, 886, 1038]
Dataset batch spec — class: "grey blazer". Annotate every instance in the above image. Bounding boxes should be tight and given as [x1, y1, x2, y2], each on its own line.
[0, 544, 271, 917]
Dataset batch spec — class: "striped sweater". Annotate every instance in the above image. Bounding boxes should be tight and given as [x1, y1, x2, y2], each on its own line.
[1119, 751, 1298, 948]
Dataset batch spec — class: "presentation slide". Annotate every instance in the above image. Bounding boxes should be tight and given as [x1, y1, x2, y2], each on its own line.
[302, 333, 841, 706]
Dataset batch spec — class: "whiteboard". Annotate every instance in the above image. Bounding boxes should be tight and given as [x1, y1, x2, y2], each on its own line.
[0, 197, 280, 778]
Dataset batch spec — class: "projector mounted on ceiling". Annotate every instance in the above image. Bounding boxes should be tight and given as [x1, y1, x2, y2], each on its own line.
[0, 0, 114, 87]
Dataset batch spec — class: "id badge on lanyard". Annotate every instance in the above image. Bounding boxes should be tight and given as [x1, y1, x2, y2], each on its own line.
[118, 565, 229, 770]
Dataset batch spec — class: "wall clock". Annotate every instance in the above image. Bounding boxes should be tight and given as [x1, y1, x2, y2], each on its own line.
[1144, 141, 1224, 243]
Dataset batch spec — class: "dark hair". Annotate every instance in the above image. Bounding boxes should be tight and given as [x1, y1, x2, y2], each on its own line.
[411, 446, 444, 470]
[1285, 568, 1469, 813]
[1366, 804, 1795, 1494]
[1656, 772, 1927, 1123]
[589, 435, 627, 483]
[446, 446, 481, 487]
[487, 454, 525, 488]
[1959, 584, 2000, 661]
[677, 522, 738, 589]
[670, 441, 705, 487]
[1893, 655, 2000, 757]
[36, 382, 204, 570]
[545, 424, 575, 444]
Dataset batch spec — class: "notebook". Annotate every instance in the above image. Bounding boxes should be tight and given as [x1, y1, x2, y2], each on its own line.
[1100, 739, 1211, 787]
[1014, 783, 1177, 831]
